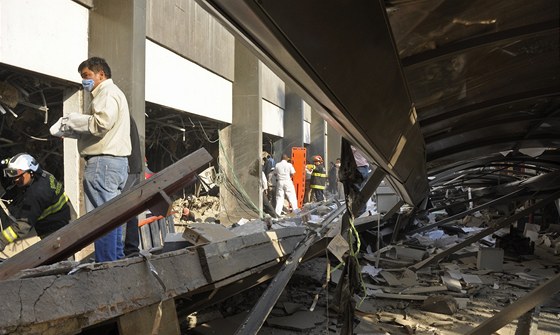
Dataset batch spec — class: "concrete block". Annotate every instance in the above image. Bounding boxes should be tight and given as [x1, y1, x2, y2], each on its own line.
[477, 247, 504, 271]
[421, 296, 458, 315]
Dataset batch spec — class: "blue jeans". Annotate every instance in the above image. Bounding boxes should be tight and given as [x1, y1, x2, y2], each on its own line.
[83, 155, 128, 262]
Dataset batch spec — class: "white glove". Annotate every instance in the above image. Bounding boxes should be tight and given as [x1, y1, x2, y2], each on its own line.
[50, 114, 90, 139]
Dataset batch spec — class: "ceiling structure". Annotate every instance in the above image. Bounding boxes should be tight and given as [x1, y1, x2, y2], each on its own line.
[198, 0, 560, 207]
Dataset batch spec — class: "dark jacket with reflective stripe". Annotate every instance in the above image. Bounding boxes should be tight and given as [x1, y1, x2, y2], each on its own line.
[1, 170, 70, 245]
[310, 164, 327, 190]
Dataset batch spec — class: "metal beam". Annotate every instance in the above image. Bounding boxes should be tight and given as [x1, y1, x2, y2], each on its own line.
[408, 188, 526, 235]
[409, 189, 560, 271]
[0, 148, 213, 281]
[467, 275, 560, 335]
[234, 204, 345, 335]
[402, 21, 559, 67]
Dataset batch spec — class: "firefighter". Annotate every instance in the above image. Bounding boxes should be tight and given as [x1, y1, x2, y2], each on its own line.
[0, 153, 70, 252]
[310, 155, 327, 202]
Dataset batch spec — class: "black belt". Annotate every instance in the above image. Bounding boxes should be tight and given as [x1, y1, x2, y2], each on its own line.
[84, 154, 120, 161]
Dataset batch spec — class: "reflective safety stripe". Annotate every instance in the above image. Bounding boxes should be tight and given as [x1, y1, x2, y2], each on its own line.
[310, 185, 326, 190]
[312, 172, 327, 177]
[37, 193, 69, 221]
[2, 226, 18, 243]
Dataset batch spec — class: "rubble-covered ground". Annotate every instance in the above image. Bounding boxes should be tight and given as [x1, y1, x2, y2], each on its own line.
[178, 200, 560, 335]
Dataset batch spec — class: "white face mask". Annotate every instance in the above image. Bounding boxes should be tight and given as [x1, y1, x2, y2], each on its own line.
[335, 163, 341, 167]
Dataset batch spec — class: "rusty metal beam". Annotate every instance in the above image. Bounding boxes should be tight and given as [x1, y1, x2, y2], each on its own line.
[0, 148, 213, 281]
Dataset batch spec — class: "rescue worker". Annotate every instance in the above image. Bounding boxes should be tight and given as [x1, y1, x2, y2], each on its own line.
[310, 155, 327, 202]
[274, 154, 299, 216]
[0, 153, 70, 252]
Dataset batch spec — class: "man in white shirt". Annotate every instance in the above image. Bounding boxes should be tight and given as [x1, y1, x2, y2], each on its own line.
[274, 154, 299, 216]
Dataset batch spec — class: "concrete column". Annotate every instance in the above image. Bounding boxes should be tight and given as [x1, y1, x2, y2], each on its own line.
[62, 89, 83, 218]
[283, 85, 305, 156]
[88, 0, 147, 159]
[219, 40, 263, 223]
[327, 123, 342, 165]
[309, 110, 327, 162]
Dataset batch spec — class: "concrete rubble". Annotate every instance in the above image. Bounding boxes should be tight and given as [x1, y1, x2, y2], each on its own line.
[185, 209, 560, 335]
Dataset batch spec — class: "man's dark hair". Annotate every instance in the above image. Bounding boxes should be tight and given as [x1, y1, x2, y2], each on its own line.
[78, 57, 112, 78]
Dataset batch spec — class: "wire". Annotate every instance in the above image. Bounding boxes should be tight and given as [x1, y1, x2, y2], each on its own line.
[198, 121, 219, 143]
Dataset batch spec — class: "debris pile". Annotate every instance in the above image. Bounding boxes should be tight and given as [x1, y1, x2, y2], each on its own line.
[184, 209, 560, 334]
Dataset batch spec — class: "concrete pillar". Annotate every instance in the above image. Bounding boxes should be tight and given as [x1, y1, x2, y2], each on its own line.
[219, 40, 263, 224]
[283, 85, 305, 157]
[309, 110, 327, 162]
[88, 0, 147, 159]
[327, 123, 342, 166]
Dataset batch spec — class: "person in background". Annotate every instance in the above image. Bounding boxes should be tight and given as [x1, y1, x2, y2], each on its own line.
[310, 155, 327, 202]
[334, 158, 344, 200]
[304, 162, 314, 203]
[53, 57, 131, 262]
[267, 166, 277, 209]
[123, 117, 142, 257]
[0, 153, 70, 252]
[274, 154, 299, 216]
[261, 170, 279, 218]
[262, 151, 275, 178]
[328, 160, 337, 195]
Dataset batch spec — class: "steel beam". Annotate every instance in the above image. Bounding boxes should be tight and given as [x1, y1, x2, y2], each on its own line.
[408, 188, 525, 235]
[410, 189, 560, 271]
[234, 204, 345, 335]
[467, 276, 559, 335]
[402, 21, 559, 67]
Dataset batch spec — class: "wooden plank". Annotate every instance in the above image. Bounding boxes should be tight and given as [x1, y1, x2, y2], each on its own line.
[0, 148, 213, 281]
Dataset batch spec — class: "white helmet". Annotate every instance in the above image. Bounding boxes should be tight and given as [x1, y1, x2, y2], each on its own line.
[3, 153, 39, 178]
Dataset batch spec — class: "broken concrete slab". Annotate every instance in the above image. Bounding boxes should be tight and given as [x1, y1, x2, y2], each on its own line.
[265, 310, 326, 331]
[198, 227, 306, 282]
[401, 285, 448, 294]
[182, 223, 237, 245]
[477, 247, 504, 271]
[421, 295, 458, 315]
[461, 274, 483, 285]
[366, 289, 428, 301]
[386, 245, 428, 261]
[379, 269, 417, 287]
[441, 275, 463, 292]
[282, 302, 304, 315]
[229, 220, 268, 236]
